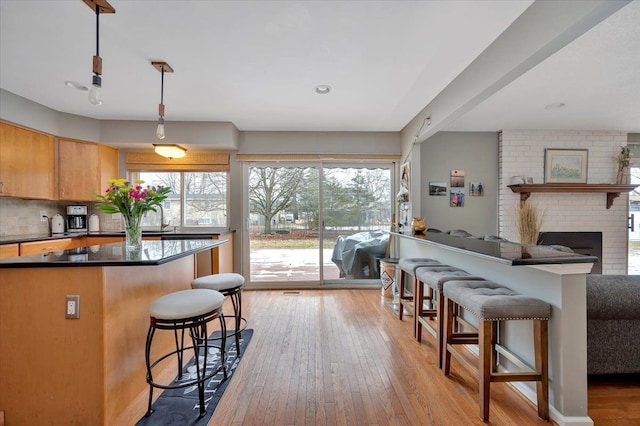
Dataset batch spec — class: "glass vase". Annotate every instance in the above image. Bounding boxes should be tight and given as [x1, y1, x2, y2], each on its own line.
[124, 216, 143, 250]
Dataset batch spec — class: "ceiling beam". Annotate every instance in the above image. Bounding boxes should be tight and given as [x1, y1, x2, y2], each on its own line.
[402, 0, 632, 156]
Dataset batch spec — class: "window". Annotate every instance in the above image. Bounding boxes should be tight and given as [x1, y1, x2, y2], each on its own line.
[135, 171, 228, 229]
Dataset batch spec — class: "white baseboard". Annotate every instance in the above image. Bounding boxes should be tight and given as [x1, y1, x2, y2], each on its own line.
[510, 381, 594, 426]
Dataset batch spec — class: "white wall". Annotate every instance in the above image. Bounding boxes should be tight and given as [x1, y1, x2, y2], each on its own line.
[101, 120, 239, 150]
[0, 89, 101, 141]
[499, 129, 629, 274]
[239, 131, 399, 154]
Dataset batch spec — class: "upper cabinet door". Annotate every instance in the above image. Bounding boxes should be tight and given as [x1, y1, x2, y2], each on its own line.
[0, 121, 55, 200]
[99, 144, 119, 192]
[58, 139, 101, 201]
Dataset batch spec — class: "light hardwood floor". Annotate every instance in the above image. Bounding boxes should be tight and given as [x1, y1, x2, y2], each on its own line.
[211, 289, 640, 425]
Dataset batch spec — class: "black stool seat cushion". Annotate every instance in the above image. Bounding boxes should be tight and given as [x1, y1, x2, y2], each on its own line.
[192, 273, 245, 291]
[415, 267, 485, 292]
[150, 289, 225, 320]
[398, 258, 443, 274]
[444, 280, 551, 321]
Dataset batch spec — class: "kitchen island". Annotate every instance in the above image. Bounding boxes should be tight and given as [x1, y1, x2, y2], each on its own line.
[0, 239, 225, 425]
[392, 231, 598, 426]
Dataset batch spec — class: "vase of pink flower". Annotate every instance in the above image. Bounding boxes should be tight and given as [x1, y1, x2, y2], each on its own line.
[95, 178, 171, 249]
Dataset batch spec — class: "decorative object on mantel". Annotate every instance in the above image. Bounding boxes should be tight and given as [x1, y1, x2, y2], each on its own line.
[517, 201, 544, 245]
[544, 148, 588, 183]
[508, 183, 640, 209]
[615, 146, 632, 184]
[95, 178, 171, 249]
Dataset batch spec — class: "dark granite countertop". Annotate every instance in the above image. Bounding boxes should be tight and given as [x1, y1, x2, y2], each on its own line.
[0, 239, 224, 268]
[0, 229, 235, 245]
[391, 231, 600, 266]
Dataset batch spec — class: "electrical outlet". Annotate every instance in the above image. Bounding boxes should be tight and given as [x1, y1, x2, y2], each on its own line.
[40, 210, 48, 222]
[65, 295, 80, 319]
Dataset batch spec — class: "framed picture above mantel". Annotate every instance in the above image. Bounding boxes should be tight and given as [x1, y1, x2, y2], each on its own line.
[544, 148, 588, 183]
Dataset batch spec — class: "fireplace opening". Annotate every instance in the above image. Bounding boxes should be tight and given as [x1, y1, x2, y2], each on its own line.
[538, 232, 603, 274]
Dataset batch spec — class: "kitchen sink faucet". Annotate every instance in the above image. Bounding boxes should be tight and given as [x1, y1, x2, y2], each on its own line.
[159, 205, 171, 232]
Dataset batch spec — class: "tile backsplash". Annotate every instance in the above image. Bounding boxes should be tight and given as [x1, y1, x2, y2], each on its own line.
[0, 198, 122, 237]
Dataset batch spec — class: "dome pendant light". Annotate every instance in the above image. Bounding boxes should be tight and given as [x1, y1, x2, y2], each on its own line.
[83, 0, 115, 105]
[152, 61, 174, 140]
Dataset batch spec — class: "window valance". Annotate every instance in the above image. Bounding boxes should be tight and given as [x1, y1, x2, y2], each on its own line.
[235, 153, 400, 162]
[126, 151, 230, 172]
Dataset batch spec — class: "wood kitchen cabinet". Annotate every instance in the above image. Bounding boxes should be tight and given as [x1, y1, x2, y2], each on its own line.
[58, 139, 119, 201]
[0, 243, 19, 259]
[58, 139, 100, 201]
[99, 144, 119, 191]
[0, 121, 55, 199]
[19, 238, 74, 256]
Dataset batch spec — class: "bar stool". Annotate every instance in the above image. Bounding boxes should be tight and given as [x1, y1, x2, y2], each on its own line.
[191, 272, 246, 355]
[145, 288, 227, 418]
[397, 258, 444, 322]
[414, 266, 486, 368]
[442, 280, 550, 422]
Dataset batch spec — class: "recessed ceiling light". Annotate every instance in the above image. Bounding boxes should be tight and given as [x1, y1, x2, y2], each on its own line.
[65, 81, 88, 91]
[544, 102, 565, 110]
[315, 85, 331, 95]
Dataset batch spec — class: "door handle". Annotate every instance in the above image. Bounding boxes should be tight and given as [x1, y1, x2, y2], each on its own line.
[629, 214, 635, 231]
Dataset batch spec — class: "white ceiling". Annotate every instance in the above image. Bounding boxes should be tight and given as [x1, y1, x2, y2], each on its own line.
[1, 0, 638, 134]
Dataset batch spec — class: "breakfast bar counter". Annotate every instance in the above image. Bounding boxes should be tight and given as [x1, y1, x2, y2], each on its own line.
[392, 231, 598, 426]
[0, 239, 225, 425]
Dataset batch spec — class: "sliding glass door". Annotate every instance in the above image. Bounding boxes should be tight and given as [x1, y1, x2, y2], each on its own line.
[322, 166, 392, 282]
[248, 165, 321, 282]
[247, 162, 392, 285]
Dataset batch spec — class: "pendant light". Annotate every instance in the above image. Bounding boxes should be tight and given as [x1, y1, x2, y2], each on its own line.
[83, 0, 115, 105]
[152, 61, 174, 139]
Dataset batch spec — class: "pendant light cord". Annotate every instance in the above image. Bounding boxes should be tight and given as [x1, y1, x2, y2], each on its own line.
[160, 68, 165, 108]
[95, 5, 100, 58]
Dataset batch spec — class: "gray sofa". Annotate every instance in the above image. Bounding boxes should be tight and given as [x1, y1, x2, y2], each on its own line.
[586, 275, 640, 375]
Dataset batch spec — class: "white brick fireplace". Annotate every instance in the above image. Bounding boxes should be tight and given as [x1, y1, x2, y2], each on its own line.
[499, 129, 629, 274]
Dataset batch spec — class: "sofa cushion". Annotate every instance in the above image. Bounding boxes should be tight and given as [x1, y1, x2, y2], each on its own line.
[586, 275, 640, 320]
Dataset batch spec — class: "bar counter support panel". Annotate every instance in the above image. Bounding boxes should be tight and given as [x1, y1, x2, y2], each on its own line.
[393, 232, 595, 426]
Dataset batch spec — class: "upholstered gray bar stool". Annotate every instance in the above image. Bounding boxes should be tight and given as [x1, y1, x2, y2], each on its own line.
[191, 272, 246, 354]
[442, 280, 550, 422]
[414, 266, 486, 368]
[145, 289, 227, 418]
[397, 258, 445, 322]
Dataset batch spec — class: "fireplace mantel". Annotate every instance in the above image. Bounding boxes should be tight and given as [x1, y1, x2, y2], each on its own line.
[508, 183, 639, 209]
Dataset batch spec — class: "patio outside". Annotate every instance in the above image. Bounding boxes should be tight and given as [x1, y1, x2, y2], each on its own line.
[249, 228, 386, 283]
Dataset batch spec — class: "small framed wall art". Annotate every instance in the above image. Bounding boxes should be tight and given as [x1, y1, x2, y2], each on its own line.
[450, 169, 465, 188]
[469, 182, 484, 196]
[544, 149, 588, 183]
[429, 181, 447, 196]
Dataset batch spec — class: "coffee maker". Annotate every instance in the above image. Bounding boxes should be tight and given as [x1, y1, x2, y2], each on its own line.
[66, 205, 88, 233]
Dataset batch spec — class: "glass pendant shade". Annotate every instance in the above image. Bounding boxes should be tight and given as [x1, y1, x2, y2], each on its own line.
[156, 117, 165, 140]
[88, 75, 102, 105]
